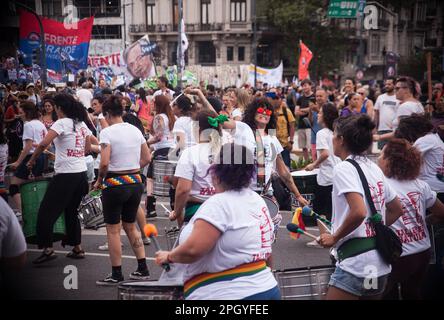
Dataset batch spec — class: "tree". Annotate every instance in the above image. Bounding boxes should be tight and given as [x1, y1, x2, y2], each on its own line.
[257, 0, 348, 81]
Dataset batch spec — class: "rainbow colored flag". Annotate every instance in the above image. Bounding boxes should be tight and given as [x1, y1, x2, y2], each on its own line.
[290, 208, 306, 240]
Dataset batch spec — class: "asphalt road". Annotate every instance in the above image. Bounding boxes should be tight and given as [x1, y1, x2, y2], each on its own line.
[12, 197, 332, 300]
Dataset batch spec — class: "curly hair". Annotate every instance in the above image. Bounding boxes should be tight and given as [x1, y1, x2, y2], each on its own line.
[394, 114, 434, 143]
[321, 103, 338, 131]
[382, 138, 422, 181]
[208, 143, 256, 191]
[242, 97, 276, 134]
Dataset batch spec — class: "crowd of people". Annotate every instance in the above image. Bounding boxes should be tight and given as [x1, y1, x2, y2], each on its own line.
[0, 67, 444, 300]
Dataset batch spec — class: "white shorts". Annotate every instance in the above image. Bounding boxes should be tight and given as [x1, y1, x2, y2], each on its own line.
[297, 128, 311, 149]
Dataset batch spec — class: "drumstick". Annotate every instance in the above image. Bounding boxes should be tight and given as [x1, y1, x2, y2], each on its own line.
[43, 150, 55, 157]
[160, 204, 172, 215]
[302, 206, 332, 227]
[144, 224, 171, 272]
[286, 223, 320, 241]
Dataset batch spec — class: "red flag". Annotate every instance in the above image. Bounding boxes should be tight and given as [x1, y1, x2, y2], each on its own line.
[298, 41, 313, 81]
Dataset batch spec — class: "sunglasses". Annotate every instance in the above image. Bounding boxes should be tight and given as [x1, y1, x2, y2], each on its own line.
[256, 107, 272, 116]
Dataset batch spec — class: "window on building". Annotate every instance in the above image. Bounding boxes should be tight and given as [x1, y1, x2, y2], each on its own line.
[238, 46, 245, 61]
[370, 34, 380, 58]
[173, 0, 179, 30]
[227, 46, 234, 61]
[416, 2, 427, 21]
[146, 0, 155, 26]
[92, 25, 122, 39]
[198, 41, 216, 65]
[168, 41, 188, 66]
[230, 0, 246, 22]
[201, 0, 211, 25]
[42, 0, 62, 18]
[257, 44, 273, 67]
[74, 0, 121, 19]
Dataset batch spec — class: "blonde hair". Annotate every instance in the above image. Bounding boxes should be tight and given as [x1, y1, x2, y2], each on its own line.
[234, 88, 251, 113]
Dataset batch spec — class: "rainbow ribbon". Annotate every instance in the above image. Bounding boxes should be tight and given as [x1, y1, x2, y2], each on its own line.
[102, 174, 142, 189]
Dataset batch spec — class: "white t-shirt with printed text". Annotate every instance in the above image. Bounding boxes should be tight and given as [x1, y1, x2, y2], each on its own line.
[23, 119, 47, 153]
[0, 198, 27, 259]
[332, 157, 397, 277]
[99, 122, 146, 172]
[152, 113, 175, 151]
[50, 118, 92, 174]
[387, 178, 436, 257]
[174, 143, 216, 201]
[414, 133, 444, 193]
[316, 128, 341, 186]
[179, 189, 277, 300]
[374, 93, 399, 131]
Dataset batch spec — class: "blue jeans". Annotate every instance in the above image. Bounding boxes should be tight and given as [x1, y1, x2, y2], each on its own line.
[329, 266, 388, 297]
[242, 285, 281, 300]
[281, 149, 291, 169]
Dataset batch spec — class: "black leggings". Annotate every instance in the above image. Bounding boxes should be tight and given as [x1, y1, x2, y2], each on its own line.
[36, 172, 88, 248]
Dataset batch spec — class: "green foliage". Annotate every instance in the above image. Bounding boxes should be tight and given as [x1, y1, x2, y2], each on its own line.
[257, 0, 348, 79]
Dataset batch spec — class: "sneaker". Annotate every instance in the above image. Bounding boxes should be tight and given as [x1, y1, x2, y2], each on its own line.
[142, 237, 151, 245]
[146, 211, 157, 219]
[306, 240, 323, 248]
[32, 249, 57, 264]
[129, 269, 150, 280]
[98, 242, 124, 251]
[96, 273, 124, 286]
[66, 249, 85, 259]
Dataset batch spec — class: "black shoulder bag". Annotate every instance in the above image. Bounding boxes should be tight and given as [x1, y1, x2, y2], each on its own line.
[346, 159, 402, 265]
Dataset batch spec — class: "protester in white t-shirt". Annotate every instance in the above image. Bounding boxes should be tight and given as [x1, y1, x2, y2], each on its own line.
[374, 76, 424, 144]
[155, 144, 280, 300]
[27, 93, 91, 264]
[76, 82, 93, 109]
[153, 76, 175, 98]
[9, 101, 47, 214]
[171, 94, 197, 154]
[94, 96, 151, 285]
[170, 109, 225, 226]
[377, 138, 444, 299]
[305, 103, 340, 247]
[318, 114, 403, 300]
[395, 114, 444, 195]
[373, 78, 399, 149]
[145, 94, 176, 218]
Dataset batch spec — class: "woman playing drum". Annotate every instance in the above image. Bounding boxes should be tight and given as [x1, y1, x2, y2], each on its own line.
[155, 143, 280, 300]
[27, 94, 91, 264]
[169, 109, 224, 227]
[95, 96, 151, 285]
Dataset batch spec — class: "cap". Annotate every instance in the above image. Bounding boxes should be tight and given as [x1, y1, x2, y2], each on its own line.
[47, 87, 56, 92]
[26, 83, 35, 89]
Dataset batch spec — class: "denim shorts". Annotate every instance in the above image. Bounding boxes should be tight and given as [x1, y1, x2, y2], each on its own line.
[242, 285, 281, 300]
[329, 266, 388, 297]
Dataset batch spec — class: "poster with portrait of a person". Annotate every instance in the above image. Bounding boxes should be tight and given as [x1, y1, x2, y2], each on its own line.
[124, 35, 157, 80]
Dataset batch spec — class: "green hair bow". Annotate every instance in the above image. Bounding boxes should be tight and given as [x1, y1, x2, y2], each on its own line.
[207, 114, 229, 128]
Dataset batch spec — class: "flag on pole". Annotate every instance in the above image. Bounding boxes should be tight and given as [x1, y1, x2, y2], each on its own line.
[290, 208, 306, 240]
[298, 41, 313, 81]
[179, 19, 188, 72]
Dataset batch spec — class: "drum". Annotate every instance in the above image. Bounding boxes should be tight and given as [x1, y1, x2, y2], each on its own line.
[117, 281, 184, 300]
[20, 179, 66, 244]
[165, 226, 181, 251]
[78, 190, 104, 230]
[273, 265, 334, 300]
[153, 160, 177, 197]
[291, 169, 319, 207]
[262, 195, 279, 219]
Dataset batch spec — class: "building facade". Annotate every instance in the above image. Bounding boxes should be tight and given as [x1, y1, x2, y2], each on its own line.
[128, 0, 254, 68]
[339, 0, 443, 80]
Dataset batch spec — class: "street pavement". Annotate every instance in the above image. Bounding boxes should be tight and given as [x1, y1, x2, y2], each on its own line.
[14, 198, 332, 300]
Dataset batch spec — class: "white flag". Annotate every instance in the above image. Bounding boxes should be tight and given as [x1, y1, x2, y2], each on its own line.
[179, 19, 188, 71]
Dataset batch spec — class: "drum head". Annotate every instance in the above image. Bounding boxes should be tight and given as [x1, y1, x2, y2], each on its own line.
[262, 196, 279, 219]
